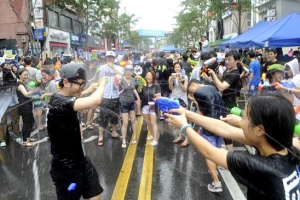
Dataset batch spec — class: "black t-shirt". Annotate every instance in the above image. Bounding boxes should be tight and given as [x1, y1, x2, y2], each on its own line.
[194, 85, 226, 136]
[222, 68, 240, 109]
[47, 94, 85, 167]
[141, 83, 161, 107]
[227, 151, 300, 200]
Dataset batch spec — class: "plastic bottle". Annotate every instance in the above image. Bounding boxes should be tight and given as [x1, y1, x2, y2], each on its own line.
[180, 69, 185, 80]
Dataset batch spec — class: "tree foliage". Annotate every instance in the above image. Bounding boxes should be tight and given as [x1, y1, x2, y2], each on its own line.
[170, 0, 270, 47]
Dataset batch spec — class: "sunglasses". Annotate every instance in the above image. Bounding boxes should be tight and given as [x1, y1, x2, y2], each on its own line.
[69, 80, 87, 89]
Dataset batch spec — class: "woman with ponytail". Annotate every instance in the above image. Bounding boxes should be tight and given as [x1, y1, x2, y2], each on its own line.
[165, 93, 300, 199]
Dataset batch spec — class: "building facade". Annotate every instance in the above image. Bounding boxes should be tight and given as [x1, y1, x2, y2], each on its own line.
[255, 0, 300, 22]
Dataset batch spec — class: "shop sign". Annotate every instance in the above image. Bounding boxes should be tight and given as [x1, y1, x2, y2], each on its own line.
[32, 0, 42, 8]
[72, 35, 79, 41]
[34, 8, 43, 19]
[50, 32, 69, 40]
[94, 40, 100, 45]
[33, 29, 46, 41]
[34, 19, 44, 29]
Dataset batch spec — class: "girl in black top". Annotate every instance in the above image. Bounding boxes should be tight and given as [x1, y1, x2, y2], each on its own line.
[16, 69, 38, 147]
[141, 71, 161, 146]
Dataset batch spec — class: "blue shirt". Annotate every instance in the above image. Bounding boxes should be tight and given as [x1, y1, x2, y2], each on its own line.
[248, 60, 261, 86]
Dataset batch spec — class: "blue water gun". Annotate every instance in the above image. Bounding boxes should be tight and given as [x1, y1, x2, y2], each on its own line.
[156, 97, 180, 114]
[68, 183, 76, 191]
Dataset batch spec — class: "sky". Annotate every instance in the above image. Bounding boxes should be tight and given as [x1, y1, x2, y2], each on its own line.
[119, 0, 182, 32]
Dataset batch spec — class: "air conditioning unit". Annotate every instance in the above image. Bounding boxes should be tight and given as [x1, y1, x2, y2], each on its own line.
[21, 36, 26, 43]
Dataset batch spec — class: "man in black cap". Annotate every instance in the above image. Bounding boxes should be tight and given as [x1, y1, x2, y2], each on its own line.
[47, 63, 106, 200]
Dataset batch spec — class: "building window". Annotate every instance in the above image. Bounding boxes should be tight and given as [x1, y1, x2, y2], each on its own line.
[73, 20, 82, 33]
[48, 10, 59, 28]
[247, 12, 251, 28]
[61, 15, 72, 31]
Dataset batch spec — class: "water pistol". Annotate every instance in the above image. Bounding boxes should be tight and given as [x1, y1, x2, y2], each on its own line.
[231, 106, 300, 135]
[188, 58, 198, 66]
[258, 82, 278, 91]
[120, 60, 129, 67]
[199, 57, 217, 75]
[155, 97, 180, 114]
[28, 77, 42, 88]
[68, 183, 76, 191]
[230, 107, 243, 116]
[113, 76, 119, 86]
[135, 76, 146, 92]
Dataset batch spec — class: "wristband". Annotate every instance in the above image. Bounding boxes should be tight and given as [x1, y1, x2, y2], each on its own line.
[180, 124, 192, 137]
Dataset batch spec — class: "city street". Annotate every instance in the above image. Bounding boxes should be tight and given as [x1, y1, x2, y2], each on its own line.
[0, 116, 248, 200]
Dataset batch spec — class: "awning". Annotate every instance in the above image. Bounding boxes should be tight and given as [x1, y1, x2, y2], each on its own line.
[50, 42, 68, 47]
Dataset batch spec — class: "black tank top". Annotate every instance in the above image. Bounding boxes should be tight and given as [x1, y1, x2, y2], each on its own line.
[16, 82, 31, 104]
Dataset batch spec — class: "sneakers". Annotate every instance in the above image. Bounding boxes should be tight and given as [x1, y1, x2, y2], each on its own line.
[146, 135, 153, 140]
[0, 142, 6, 147]
[15, 137, 22, 143]
[208, 182, 222, 192]
[149, 141, 158, 146]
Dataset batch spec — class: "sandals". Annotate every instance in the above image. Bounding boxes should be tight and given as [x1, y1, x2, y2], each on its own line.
[23, 141, 35, 147]
[122, 142, 127, 148]
[180, 142, 189, 148]
[39, 126, 46, 132]
[173, 138, 183, 144]
[131, 138, 137, 144]
[111, 134, 122, 139]
[86, 124, 94, 130]
[97, 140, 104, 146]
[27, 138, 37, 142]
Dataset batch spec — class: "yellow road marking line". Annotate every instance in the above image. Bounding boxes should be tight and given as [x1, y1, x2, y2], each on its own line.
[111, 116, 144, 200]
[138, 130, 154, 200]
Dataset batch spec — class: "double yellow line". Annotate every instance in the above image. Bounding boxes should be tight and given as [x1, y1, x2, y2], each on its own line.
[111, 117, 154, 200]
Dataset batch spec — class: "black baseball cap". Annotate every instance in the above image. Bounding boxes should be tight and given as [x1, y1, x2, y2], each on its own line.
[60, 63, 87, 80]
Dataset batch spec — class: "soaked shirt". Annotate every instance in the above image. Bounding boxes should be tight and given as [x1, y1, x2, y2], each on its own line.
[98, 64, 123, 99]
[119, 78, 136, 103]
[47, 94, 85, 167]
[16, 82, 31, 104]
[221, 68, 240, 108]
[141, 83, 161, 107]
[227, 151, 300, 200]
[193, 85, 226, 136]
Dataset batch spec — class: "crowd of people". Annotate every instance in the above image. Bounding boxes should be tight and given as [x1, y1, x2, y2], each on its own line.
[1, 44, 300, 199]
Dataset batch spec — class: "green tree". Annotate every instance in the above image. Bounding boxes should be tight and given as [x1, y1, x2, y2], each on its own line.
[169, 0, 209, 48]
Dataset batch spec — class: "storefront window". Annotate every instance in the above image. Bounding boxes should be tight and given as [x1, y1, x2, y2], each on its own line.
[73, 20, 82, 34]
[61, 15, 72, 31]
[48, 10, 59, 28]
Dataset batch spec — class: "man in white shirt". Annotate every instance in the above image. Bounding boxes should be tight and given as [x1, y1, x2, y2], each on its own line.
[200, 36, 210, 53]
[97, 51, 124, 146]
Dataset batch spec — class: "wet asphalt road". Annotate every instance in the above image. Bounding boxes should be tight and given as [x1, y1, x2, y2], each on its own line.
[0, 117, 248, 200]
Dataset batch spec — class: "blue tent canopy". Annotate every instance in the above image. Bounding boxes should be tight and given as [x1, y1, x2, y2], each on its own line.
[256, 12, 300, 47]
[220, 21, 270, 49]
[160, 45, 178, 52]
[221, 12, 300, 49]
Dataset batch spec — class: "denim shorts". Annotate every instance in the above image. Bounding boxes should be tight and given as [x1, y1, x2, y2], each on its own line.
[120, 101, 135, 113]
[200, 129, 223, 148]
